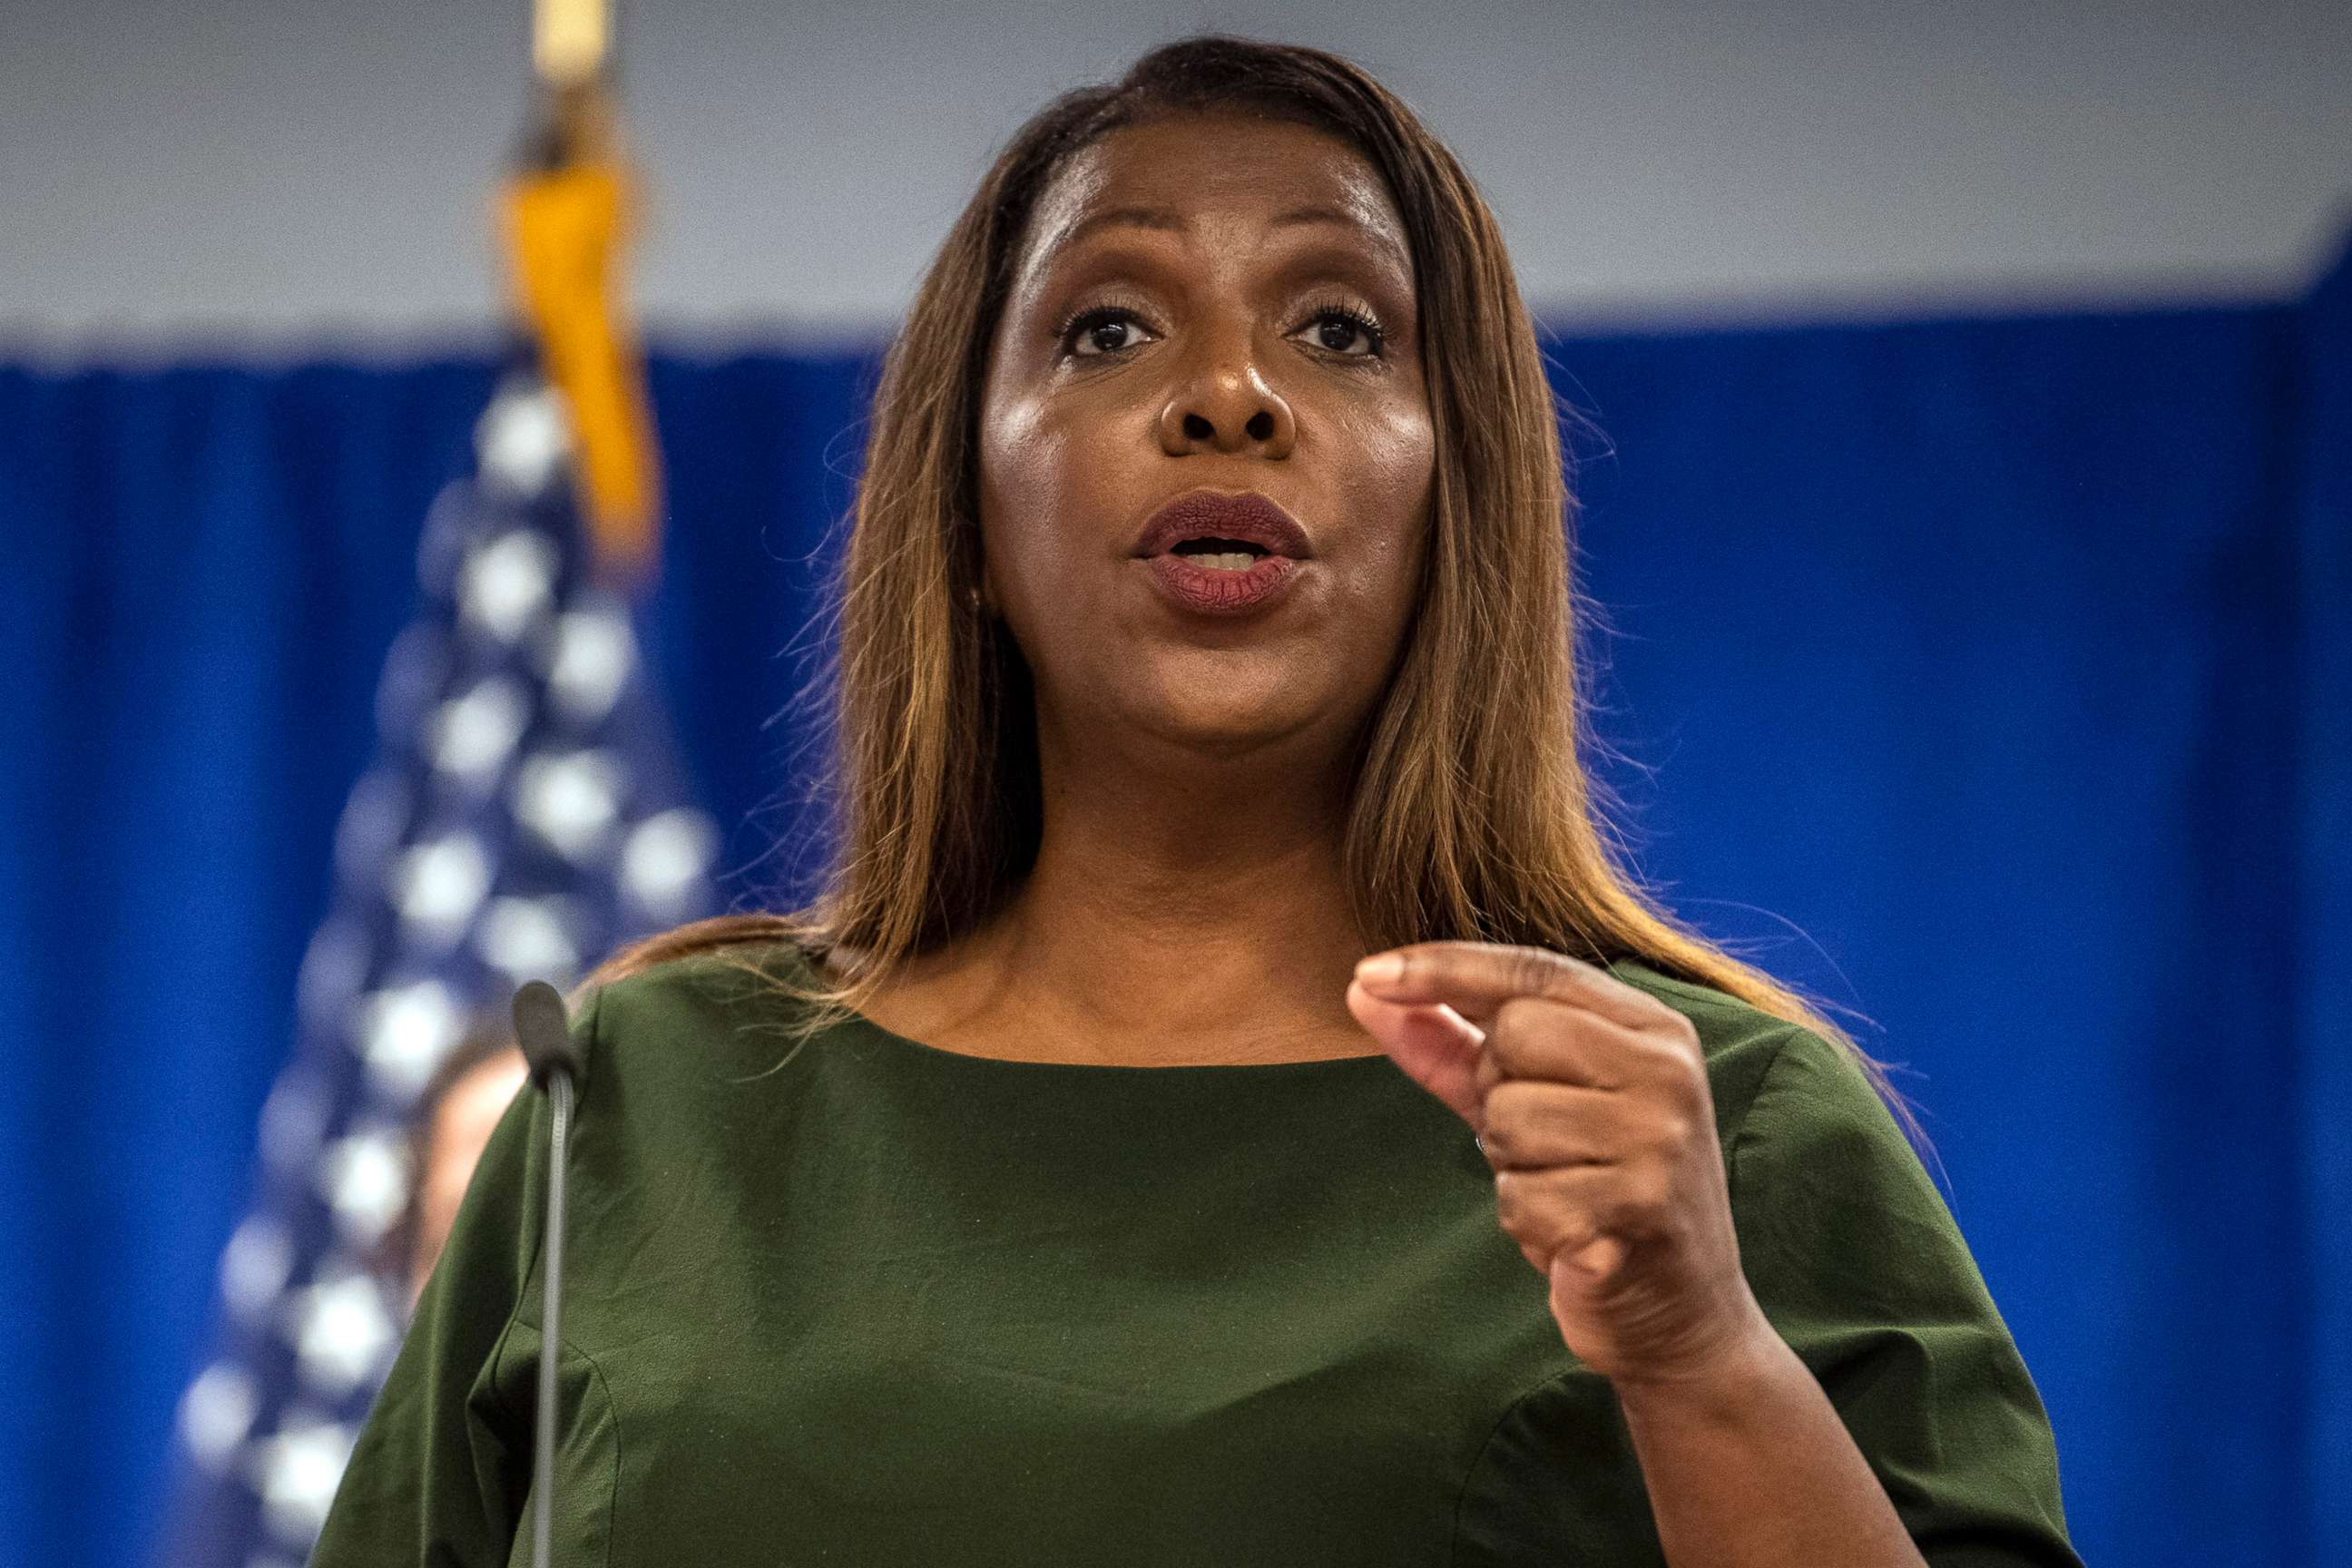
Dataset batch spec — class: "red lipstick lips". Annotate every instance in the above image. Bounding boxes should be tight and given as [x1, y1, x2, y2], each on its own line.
[1132, 490, 1313, 561]
[1132, 490, 1311, 617]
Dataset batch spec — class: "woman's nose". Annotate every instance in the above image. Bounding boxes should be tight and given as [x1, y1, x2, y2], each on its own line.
[1158, 351, 1297, 459]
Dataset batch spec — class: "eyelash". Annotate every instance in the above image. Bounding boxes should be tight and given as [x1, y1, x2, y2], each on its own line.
[1300, 297, 1389, 359]
[1054, 296, 1389, 362]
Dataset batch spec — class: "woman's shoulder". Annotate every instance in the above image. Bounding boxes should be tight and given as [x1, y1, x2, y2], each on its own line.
[570, 933, 840, 1084]
[1602, 955, 1870, 1146]
[587, 929, 822, 1001]
[1605, 955, 1798, 1040]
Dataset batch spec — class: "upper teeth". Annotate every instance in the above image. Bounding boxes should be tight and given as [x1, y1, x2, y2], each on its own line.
[1187, 552, 1259, 572]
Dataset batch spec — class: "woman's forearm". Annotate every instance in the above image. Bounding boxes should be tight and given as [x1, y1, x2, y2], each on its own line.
[1613, 1327, 1927, 1568]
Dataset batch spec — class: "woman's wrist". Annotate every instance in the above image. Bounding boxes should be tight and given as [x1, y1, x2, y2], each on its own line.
[1608, 1308, 1792, 1418]
[1606, 1314, 1927, 1568]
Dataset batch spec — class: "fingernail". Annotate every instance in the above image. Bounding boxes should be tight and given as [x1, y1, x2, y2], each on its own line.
[1355, 953, 1404, 985]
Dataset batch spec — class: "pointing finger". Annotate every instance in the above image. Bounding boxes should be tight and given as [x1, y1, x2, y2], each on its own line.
[1354, 941, 1675, 1032]
[1345, 979, 1485, 1128]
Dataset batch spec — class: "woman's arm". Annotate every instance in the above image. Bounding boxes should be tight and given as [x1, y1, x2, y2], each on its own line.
[1632, 1024, 2082, 1568]
[1351, 946, 2081, 1566]
[1616, 1326, 1926, 1567]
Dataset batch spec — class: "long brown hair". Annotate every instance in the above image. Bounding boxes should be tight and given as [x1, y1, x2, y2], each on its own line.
[583, 34, 1912, 1132]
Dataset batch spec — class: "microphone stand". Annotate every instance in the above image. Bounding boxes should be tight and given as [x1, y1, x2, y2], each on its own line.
[511, 979, 584, 1568]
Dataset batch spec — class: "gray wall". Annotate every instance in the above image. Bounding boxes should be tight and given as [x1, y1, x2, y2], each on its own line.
[3, 0, 2347, 358]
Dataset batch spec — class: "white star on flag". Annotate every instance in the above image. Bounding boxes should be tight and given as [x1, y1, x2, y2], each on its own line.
[250, 1416, 357, 1542]
[284, 1270, 399, 1394]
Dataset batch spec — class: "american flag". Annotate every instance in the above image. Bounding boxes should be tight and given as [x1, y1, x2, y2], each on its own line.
[161, 367, 720, 1565]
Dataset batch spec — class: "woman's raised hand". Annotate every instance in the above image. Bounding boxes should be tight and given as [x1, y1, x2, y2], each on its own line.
[1345, 941, 1774, 1388]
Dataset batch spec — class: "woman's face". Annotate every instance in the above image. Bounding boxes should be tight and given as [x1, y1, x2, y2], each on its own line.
[978, 110, 1435, 771]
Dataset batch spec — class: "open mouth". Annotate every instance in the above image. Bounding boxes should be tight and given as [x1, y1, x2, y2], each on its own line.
[1132, 494, 1306, 615]
[1168, 536, 1270, 572]
[1132, 491, 1312, 562]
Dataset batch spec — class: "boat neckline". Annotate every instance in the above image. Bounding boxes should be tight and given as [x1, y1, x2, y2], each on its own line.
[834, 1009, 1401, 1074]
[765, 941, 1651, 1073]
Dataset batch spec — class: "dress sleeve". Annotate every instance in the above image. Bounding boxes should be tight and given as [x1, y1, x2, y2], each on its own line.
[307, 991, 587, 1566]
[1727, 1027, 2084, 1568]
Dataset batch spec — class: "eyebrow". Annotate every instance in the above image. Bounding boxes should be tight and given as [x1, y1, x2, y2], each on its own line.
[1044, 203, 1411, 272]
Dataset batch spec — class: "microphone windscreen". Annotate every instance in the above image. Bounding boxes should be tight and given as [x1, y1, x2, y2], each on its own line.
[511, 980, 586, 1092]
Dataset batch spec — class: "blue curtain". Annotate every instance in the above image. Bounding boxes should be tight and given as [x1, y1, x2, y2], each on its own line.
[2, 239, 2343, 1568]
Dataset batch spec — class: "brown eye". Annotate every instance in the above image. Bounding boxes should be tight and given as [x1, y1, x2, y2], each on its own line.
[1060, 307, 1157, 359]
[1086, 318, 1138, 355]
[1298, 306, 1386, 358]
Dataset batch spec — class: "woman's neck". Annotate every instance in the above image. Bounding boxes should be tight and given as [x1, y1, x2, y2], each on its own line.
[861, 740, 1380, 1066]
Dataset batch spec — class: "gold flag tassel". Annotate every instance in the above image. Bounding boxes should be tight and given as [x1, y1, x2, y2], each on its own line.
[495, 0, 662, 585]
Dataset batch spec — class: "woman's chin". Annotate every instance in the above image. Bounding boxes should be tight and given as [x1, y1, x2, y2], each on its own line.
[1044, 642, 1347, 760]
[1125, 681, 1328, 758]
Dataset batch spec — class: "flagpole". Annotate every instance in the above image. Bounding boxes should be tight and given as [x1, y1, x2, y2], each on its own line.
[533, 0, 609, 87]
[499, 0, 662, 586]
[523, 0, 615, 166]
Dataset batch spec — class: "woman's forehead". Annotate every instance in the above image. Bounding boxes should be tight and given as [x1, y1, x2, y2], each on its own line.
[1015, 113, 1410, 285]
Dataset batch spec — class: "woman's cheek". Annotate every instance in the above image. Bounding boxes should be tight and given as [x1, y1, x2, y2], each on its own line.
[977, 417, 1067, 601]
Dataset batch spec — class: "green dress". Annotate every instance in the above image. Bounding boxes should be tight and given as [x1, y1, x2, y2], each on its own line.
[310, 944, 2081, 1565]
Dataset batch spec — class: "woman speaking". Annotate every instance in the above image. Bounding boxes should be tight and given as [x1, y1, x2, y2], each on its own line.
[314, 34, 2081, 1567]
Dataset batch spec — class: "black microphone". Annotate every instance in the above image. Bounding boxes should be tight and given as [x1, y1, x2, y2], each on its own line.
[510, 980, 583, 1568]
